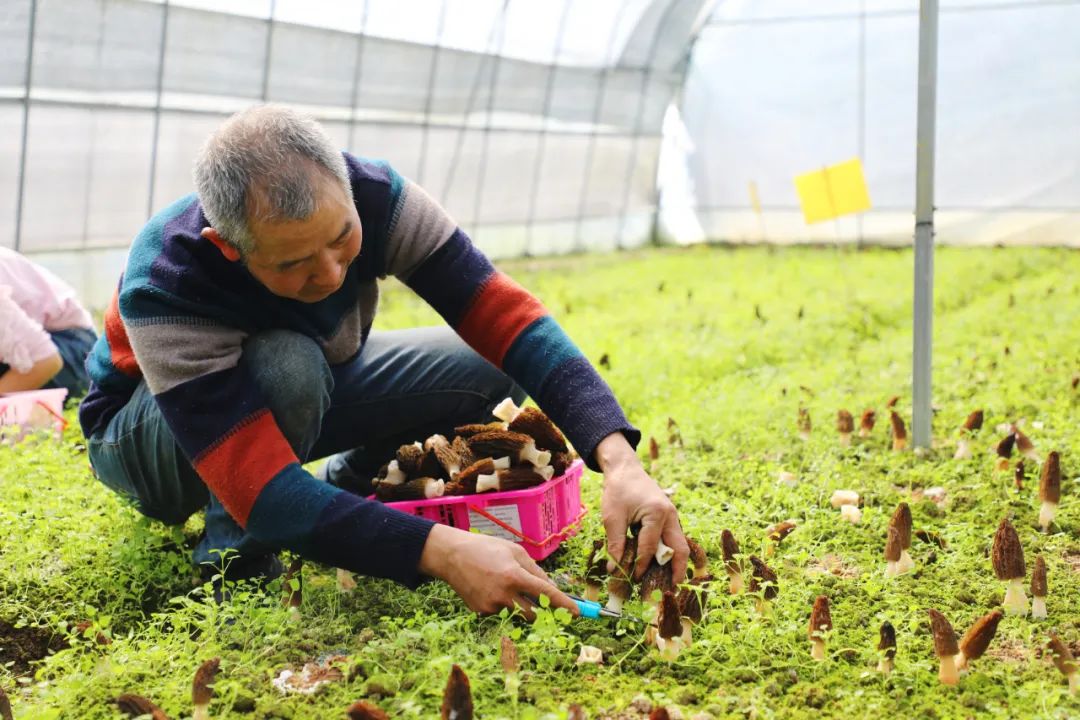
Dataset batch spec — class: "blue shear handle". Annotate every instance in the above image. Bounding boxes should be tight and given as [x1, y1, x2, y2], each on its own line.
[573, 597, 603, 619]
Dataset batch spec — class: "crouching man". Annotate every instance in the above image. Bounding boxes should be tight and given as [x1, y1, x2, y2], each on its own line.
[79, 105, 687, 614]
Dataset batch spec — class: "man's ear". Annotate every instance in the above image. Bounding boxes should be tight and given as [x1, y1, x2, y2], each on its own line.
[201, 227, 242, 262]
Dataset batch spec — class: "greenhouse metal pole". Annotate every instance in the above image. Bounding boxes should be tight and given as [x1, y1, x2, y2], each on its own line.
[14, 0, 38, 252]
[912, 0, 939, 449]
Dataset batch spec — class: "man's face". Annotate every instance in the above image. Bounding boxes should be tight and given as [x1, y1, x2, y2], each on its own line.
[244, 178, 362, 303]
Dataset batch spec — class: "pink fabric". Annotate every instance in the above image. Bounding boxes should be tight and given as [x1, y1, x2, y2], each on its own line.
[0, 249, 93, 372]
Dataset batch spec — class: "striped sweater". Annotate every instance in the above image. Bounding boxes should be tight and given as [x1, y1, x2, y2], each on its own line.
[80, 153, 639, 587]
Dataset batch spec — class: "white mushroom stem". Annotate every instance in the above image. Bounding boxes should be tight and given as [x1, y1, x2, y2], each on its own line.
[655, 633, 689, 661]
[492, 398, 522, 423]
[336, 568, 356, 593]
[576, 645, 603, 665]
[839, 432, 851, 448]
[519, 441, 551, 468]
[953, 439, 972, 460]
[830, 490, 860, 508]
[1032, 596, 1047, 619]
[1069, 672, 1079, 696]
[536, 465, 555, 481]
[476, 473, 499, 493]
[583, 582, 601, 603]
[885, 560, 901, 578]
[727, 569, 743, 595]
[799, 430, 811, 442]
[955, 651, 969, 671]
[194, 704, 209, 720]
[493, 456, 512, 470]
[1003, 578, 1028, 616]
[996, 457, 1011, 472]
[810, 638, 826, 661]
[877, 657, 893, 675]
[383, 460, 406, 485]
[1039, 501, 1057, 531]
[897, 550, 915, 574]
[754, 598, 772, 617]
[939, 654, 959, 686]
[840, 505, 862, 524]
[605, 593, 626, 614]
[654, 539, 674, 566]
[423, 479, 446, 499]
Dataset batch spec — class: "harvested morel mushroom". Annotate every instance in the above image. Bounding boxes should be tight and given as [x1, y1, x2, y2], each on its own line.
[192, 657, 220, 720]
[1048, 633, 1079, 696]
[375, 476, 445, 501]
[396, 442, 426, 476]
[890, 411, 907, 452]
[721, 529, 743, 594]
[891, 502, 915, 574]
[859, 409, 876, 438]
[837, 410, 854, 447]
[454, 422, 507, 438]
[928, 608, 960, 686]
[606, 536, 638, 613]
[426, 434, 465, 478]
[877, 621, 897, 675]
[991, 517, 1027, 616]
[550, 451, 573, 477]
[808, 596, 832, 661]
[508, 407, 568, 454]
[346, 701, 391, 720]
[956, 610, 1002, 671]
[954, 409, 984, 459]
[798, 407, 812, 441]
[654, 591, 691, 660]
[468, 430, 551, 468]
[995, 432, 1016, 472]
[116, 694, 171, 720]
[1031, 555, 1048, 619]
[1039, 451, 1061, 532]
[748, 555, 778, 615]
[492, 397, 523, 423]
[379, 460, 406, 486]
[441, 664, 473, 720]
[446, 458, 496, 495]
[475, 467, 548, 494]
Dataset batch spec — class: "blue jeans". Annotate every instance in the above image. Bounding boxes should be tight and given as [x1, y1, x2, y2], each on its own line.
[87, 327, 525, 568]
[0, 327, 96, 400]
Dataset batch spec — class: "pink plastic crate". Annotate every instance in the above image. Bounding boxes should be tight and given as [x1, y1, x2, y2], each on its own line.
[379, 459, 586, 560]
[0, 388, 68, 442]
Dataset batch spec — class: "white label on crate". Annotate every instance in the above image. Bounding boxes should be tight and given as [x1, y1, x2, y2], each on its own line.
[468, 504, 523, 543]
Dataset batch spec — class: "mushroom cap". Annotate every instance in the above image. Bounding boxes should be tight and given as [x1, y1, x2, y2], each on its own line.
[441, 665, 474, 720]
[0, 687, 10, 720]
[649, 709, 672, 720]
[508, 407, 568, 454]
[837, 409, 854, 434]
[499, 636, 519, 674]
[721, 529, 740, 566]
[884, 526, 902, 563]
[1048, 634, 1078, 676]
[886, 395, 900, 409]
[798, 407, 811, 432]
[648, 436, 660, 460]
[748, 555, 779, 600]
[767, 520, 797, 544]
[677, 574, 712, 623]
[453, 422, 506, 438]
[640, 562, 674, 602]
[962, 409, 984, 432]
[468, 429, 532, 459]
[192, 657, 220, 705]
[346, 701, 391, 720]
[449, 458, 497, 494]
[890, 503, 913, 549]
[395, 442, 425, 476]
[996, 433, 1017, 459]
[1031, 555, 1048, 597]
[958, 610, 1003, 662]
[928, 608, 959, 656]
[608, 536, 639, 597]
[451, 436, 475, 468]
[686, 536, 709, 574]
[878, 621, 897, 658]
[860, 409, 876, 431]
[584, 539, 607, 584]
[1040, 451, 1061, 504]
[116, 694, 170, 720]
[550, 451, 573, 477]
[991, 517, 1026, 580]
[1014, 426, 1035, 454]
[657, 591, 683, 640]
[889, 411, 907, 440]
[492, 466, 547, 492]
[809, 596, 832, 639]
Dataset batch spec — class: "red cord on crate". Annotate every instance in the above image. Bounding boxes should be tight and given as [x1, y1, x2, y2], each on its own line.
[35, 400, 68, 430]
[466, 504, 588, 548]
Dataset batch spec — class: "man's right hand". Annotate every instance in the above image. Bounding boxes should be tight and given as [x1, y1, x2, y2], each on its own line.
[417, 523, 580, 620]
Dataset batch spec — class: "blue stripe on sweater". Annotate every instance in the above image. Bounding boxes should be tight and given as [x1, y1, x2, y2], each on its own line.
[502, 315, 583, 396]
[246, 466, 339, 553]
[155, 367, 265, 459]
[404, 229, 494, 327]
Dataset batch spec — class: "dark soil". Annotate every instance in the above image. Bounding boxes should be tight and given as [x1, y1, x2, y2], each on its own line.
[0, 618, 67, 677]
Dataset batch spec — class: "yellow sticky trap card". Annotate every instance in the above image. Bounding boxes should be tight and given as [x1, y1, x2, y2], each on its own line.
[794, 158, 871, 224]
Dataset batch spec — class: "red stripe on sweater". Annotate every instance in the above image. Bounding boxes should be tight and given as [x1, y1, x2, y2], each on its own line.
[457, 273, 548, 366]
[104, 289, 140, 376]
[193, 410, 298, 526]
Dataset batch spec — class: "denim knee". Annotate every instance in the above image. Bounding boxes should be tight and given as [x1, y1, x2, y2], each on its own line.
[242, 330, 333, 459]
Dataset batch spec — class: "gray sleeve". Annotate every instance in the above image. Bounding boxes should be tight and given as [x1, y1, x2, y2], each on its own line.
[384, 180, 458, 280]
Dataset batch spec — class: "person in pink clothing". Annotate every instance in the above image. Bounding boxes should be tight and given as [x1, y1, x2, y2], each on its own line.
[0, 248, 97, 397]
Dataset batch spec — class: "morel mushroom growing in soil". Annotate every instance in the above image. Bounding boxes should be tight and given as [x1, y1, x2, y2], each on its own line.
[748, 555, 778, 615]
[953, 409, 984, 460]
[859, 409, 876, 438]
[500, 635, 520, 695]
[192, 658, 220, 720]
[991, 517, 1027, 616]
[1039, 451, 1061, 531]
[1048, 633, 1079, 696]
[606, 536, 638, 614]
[1014, 425, 1039, 462]
[890, 503, 915, 574]
[890, 411, 907, 451]
[583, 539, 607, 602]
[955, 610, 1003, 671]
[116, 694, 171, 720]
[837, 409, 854, 447]
[765, 520, 797, 558]
[0, 686, 10, 720]
[655, 590, 692, 660]
[928, 608, 960, 686]
[798, 407, 812, 441]
[808, 596, 832, 661]
[877, 621, 897, 675]
[441, 664, 474, 720]
[1031, 555, 1048, 619]
[468, 429, 551, 469]
[884, 526, 904, 579]
[721, 529, 743, 594]
[995, 432, 1016, 472]
[346, 701, 391, 720]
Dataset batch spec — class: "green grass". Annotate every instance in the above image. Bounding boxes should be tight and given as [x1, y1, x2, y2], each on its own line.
[2, 244, 1079, 719]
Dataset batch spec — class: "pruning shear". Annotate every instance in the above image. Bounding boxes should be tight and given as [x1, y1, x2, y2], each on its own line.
[524, 593, 638, 621]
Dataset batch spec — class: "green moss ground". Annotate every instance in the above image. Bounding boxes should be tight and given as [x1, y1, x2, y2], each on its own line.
[1, 245, 1078, 718]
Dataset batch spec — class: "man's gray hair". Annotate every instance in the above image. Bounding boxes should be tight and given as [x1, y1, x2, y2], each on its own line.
[193, 104, 351, 255]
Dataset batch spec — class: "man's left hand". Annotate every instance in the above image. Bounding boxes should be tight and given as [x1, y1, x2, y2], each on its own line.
[595, 432, 689, 584]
